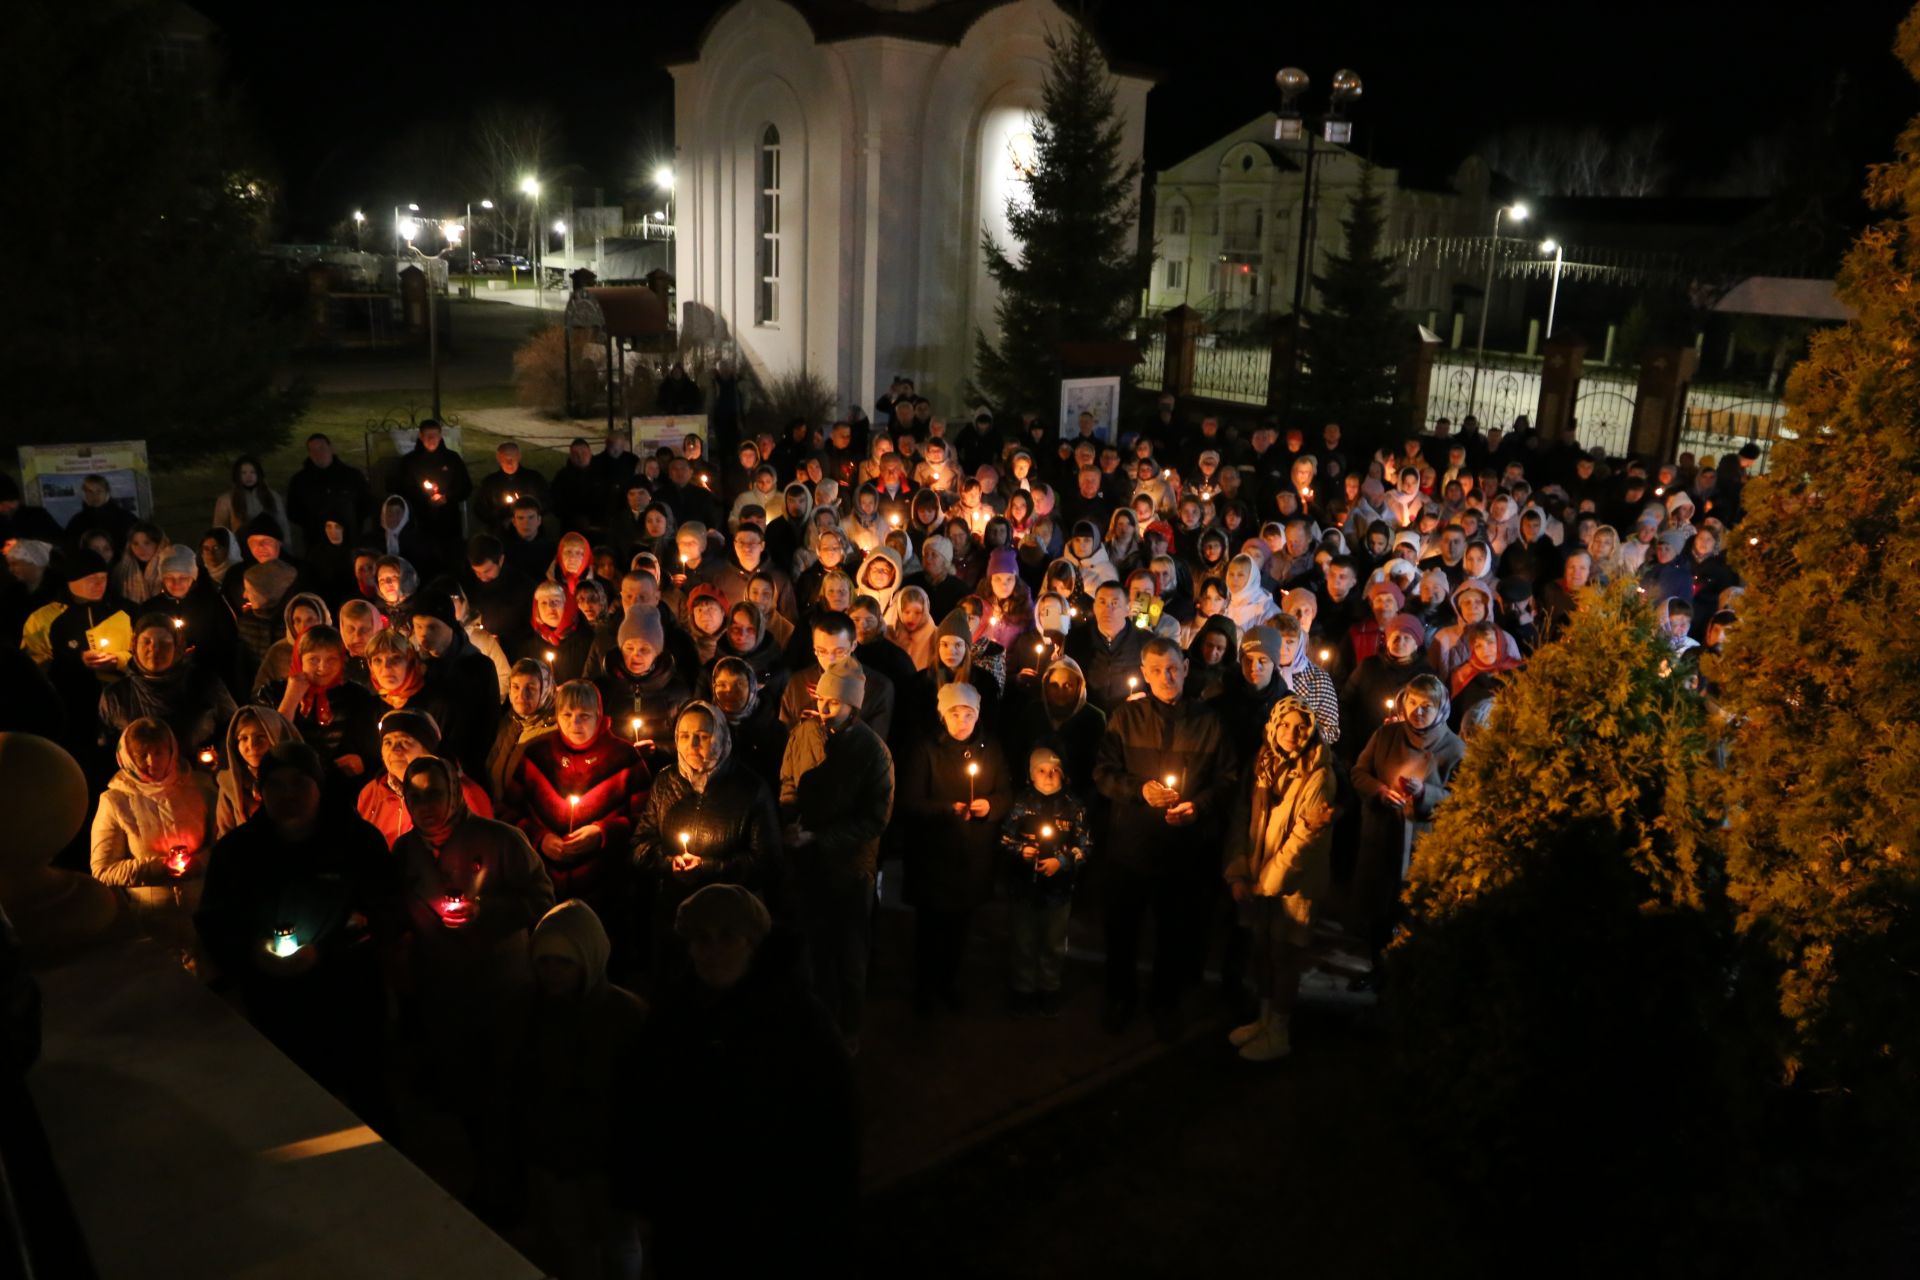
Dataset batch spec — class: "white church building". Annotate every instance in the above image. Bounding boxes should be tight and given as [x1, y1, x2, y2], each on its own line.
[666, 0, 1152, 416]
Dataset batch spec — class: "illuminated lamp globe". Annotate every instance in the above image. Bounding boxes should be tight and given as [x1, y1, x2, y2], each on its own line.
[1331, 68, 1363, 99]
[1274, 67, 1309, 97]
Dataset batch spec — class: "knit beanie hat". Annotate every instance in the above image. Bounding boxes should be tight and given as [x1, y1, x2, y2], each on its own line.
[1496, 576, 1534, 605]
[1364, 579, 1405, 608]
[674, 883, 772, 946]
[1028, 745, 1062, 772]
[936, 608, 973, 644]
[618, 604, 665, 650]
[6, 540, 51, 568]
[158, 544, 198, 577]
[411, 585, 459, 630]
[1385, 615, 1426, 648]
[1239, 625, 1282, 661]
[815, 656, 866, 705]
[378, 708, 442, 751]
[243, 513, 286, 545]
[677, 520, 709, 548]
[65, 548, 110, 582]
[1657, 530, 1689, 558]
[987, 547, 1019, 579]
[937, 681, 982, 714]
[132, 611, 178, 637]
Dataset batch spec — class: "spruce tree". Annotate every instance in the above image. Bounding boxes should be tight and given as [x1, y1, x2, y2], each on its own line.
[1392, 584, 1734, 1210]
[1711, 5, 1920, 1107]
[971, 22, 1143, 417]
[1297, 166, 1405, 448]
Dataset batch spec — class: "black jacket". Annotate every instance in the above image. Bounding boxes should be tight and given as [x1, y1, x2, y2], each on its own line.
[1093, 694, 1238, 873]
[633, 761, 785, 915]
[898, 731, 1012, 910]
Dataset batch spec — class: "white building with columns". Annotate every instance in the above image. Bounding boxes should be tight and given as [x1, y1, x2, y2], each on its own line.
[666, 0, 1152, 415]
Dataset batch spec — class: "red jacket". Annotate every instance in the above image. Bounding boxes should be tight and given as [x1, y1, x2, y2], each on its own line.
[510, 726, 649, 901]
[356, 773, 495, 849]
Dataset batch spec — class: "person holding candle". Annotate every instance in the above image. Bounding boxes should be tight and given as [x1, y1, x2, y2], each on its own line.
[397, 420, 473, 564]
[1067, 580, 1148, 714]
[998, 746, 1089, 1018]
[1351, 672, 1465, 975]
[1224, 696, 1339, 1061]
[1093, 635, 1238, 1040]
[520, 581, 596, 685]
[1342, 614, 1436, 755]
[633, 701, 784, 984]
[396, 754, 553, 1165]
[196, 742, 397, 1116]
[595, 606, 696, 774]
[100, 611, 237, 758]
[91, 718, 217, 954]
[899, 681, 1010, 1014]
[510, 683, 647, 940]
[486, 657, 559, 809]
[214, 705, 300, 836]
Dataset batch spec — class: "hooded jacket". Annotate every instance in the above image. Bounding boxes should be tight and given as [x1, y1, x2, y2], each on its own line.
[253, 592, 334, 693]
[214, 706, 301, 837]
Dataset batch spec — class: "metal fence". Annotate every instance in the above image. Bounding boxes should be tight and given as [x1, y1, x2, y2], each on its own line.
[1190, 344, 1270, 405]
[1136, 329, 1166, 390]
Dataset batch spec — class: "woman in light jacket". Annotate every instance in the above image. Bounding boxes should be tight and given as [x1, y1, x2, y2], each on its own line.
[92, 717, 217, 950]
[1224, 696, 1337, 1063]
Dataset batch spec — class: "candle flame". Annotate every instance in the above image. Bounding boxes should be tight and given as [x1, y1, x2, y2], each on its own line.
[967, 763, 979, 777]
[1319, 649, 1331, 662]
[198, 748, 216, 765]
[171, 617, 185, 629]
[568, 794, 580, 806]
[544, 650, 557, 663]
[1040, 824, 1054, 839]
[1163, 774, 1178, 788]
[678, 830, 690, 846]
[1385, 697, 1396, 709]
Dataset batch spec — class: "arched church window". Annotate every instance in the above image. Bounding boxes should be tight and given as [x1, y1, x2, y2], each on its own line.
[1169, 205, 1187, 235]
[756, 125, 782, 326]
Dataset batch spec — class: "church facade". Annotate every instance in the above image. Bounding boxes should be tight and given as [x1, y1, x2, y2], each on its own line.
[667, 0, 1151, 419]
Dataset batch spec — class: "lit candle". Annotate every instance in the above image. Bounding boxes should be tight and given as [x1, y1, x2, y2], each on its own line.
[1034, 640, 1046, 655]
[888, 513, 901, 527]
[1318, 648, 1331, 663]
[544, 649, 557, 665]
[967, 761, 979, 807]
[1748, 536, 1759, 546]
[171, 617, 185, 630]
[96, 637, 110, 650]
[1127, 676, 1139, 692]
[166, 846, 190, 876]
[1161, 469, 1171, 479]
[1036, 823, 1055, 878]
[441, 893, 471, 927]
[269, 925, 303, 958]
[566, 794, 580, 835]
[1163, 773, 1179, 790]
[1385, 697, 1396, 711]
[678, 830, 691, 863]
[423, 480, 437, 494]
[1654, 486, 1665, 496]
[198, 747, 217, 767]
[1068, 607, 1079, 619]
[504, 492, 518, 504]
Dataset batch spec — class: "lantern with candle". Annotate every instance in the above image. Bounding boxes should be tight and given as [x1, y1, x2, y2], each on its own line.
[268, 924, 303, 958]
[165, 845, 191, 877]
[439, 892, 473, 928]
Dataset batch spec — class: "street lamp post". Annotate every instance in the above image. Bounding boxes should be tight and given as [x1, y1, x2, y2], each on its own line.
[1468, 201, 1529, 421]
[1272, 66, 1363, 415]
[521, 176, 542, 311]
[351, 209, 365, 252]
[1540, 238, 1565, 340]
[653, 164, 675, 230]
[466, 197, 493, 294]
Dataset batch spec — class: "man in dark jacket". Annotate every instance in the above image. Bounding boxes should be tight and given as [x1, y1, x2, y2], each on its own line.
[284, 434, 372, 551]
[1093, 635, 1238, 1040]
[398, 421, 473, 562]
[408, 585, 504, 779]
[195, 743, 399, 1120]
[473, 440, 552, 533]
[461, 534, 536, 653]
[778, 611, 894, 741]
[1067, 581, 1147, 713]
[645, 885, 856, 1279]
[779, 658, 893, 1046]
[62, 474, 135, 557]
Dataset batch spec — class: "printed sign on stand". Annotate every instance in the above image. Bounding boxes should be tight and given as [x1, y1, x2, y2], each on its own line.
[17, 441, 153, 525]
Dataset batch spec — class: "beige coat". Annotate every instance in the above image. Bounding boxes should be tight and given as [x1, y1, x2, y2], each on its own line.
[90, 767, 215, 920]
[1225, 741, 1337, 939]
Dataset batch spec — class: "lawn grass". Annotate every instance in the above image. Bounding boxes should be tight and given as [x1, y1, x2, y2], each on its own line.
[147, 385, 520, 536]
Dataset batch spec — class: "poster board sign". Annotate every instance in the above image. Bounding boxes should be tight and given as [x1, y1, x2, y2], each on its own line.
[17, 441, 153, 525]
[1059, 377, 1121, 443]
[631, 415, 708, 456]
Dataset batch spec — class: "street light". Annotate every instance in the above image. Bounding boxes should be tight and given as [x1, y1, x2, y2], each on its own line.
[1469, 201, 1529, 420]
[351, 209, 364, 251]
[653, 165, 675, 228]
[521, 176, 543, 310]
[1540, 238, 1566, 340]
[465, 197, 494, 292]
[1272, 66, 1364, 410]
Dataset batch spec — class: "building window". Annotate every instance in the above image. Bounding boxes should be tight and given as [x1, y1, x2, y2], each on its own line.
[756, 125, 782, 326]
[1166, 259, 1184, 289]
[1207, 261, 1220, 293]
[1169, 206, 1187, 235]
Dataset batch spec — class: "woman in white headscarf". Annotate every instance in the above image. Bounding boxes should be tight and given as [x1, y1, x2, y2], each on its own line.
[1223, 553, 1280, 634]
[92, 718, 216, 950]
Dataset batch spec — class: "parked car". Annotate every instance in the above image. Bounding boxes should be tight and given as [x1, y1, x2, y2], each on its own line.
[476, 254, 533, 274]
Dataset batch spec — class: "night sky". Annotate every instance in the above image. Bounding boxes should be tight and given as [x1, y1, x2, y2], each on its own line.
[194, 0, 1917, 241]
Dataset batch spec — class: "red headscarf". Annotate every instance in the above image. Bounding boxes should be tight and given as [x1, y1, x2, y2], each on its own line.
[1448, 646, 1521, 698]
[550, 533, 594, 604]
[530, 589, 579, 647]
[374, 644, 430, 710]
[292, 632, 346, 724]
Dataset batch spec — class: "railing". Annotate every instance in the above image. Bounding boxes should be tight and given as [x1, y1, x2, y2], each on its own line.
[1191, 344, 1270, 405]
[1136, 329, 1167, 390]
[1220, 232, 1264, 255]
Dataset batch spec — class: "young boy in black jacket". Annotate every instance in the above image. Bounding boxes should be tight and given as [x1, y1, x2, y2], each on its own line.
[998, 746, 1089, 1018]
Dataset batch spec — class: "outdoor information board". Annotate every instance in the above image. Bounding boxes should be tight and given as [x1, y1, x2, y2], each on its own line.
[17, 441, 153, 525]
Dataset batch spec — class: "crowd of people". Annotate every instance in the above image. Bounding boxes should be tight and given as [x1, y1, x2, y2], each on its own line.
[0, 390, 1756, 1276]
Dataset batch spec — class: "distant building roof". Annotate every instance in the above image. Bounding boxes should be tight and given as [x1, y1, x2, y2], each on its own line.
[668, 0, 1161, 79]
[1711, 276, 1853, 322]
